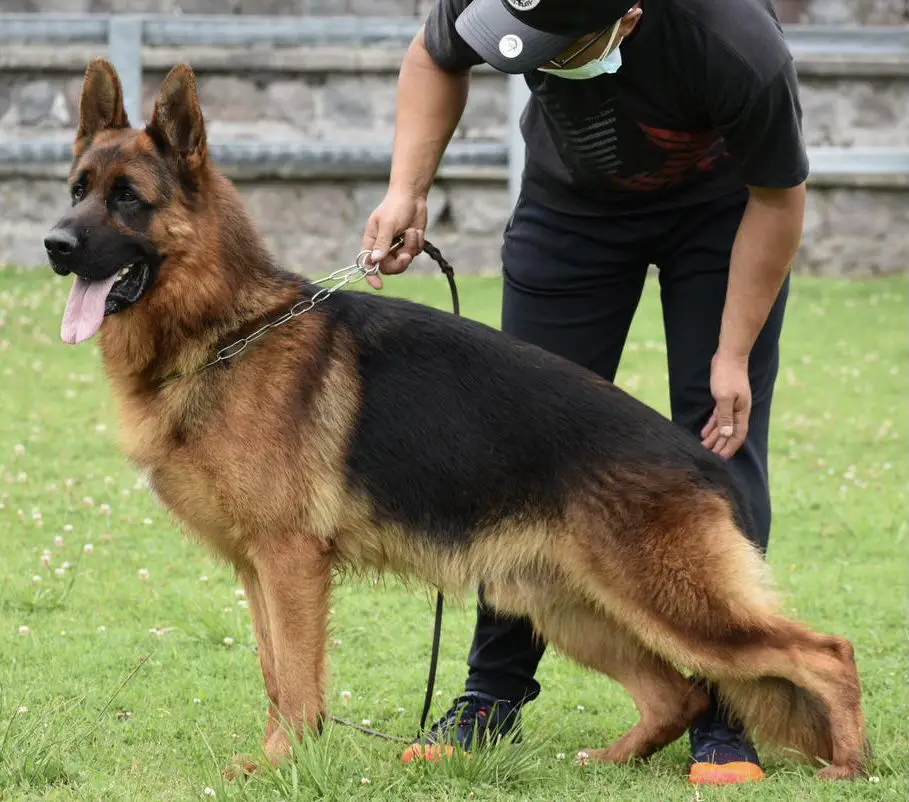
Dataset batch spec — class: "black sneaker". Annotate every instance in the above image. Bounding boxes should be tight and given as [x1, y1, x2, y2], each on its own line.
[688, 705, 765, 785]
[402, 692, 522, 763]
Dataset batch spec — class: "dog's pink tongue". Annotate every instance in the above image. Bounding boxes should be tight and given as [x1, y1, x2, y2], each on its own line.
[61, 274, 120, 345]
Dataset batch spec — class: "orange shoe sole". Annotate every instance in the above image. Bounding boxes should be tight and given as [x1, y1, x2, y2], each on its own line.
[401, 743, 457, 765]
[689, 761, 766, 785]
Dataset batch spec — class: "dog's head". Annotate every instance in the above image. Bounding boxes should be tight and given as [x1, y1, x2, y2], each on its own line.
[45, 58, 211, 346]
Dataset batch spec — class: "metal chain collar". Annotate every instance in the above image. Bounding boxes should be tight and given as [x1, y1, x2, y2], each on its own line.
[198, 237, 404, 373]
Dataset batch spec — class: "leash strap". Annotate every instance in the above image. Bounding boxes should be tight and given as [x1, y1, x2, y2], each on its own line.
[419, 589, 445, 733]
[330, 237, 456, 745]
[414, 237, 455, 738]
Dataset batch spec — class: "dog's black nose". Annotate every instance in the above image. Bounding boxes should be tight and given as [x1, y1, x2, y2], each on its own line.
[44, 228, 80, 257]
[44, 228, 80, 275]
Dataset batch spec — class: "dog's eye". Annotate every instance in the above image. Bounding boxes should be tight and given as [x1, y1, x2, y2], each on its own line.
[71, 185, 86, 203]
[118, 188, 138, 204]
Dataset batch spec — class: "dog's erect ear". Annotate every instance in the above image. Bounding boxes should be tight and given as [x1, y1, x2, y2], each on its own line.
[146, 64, 208, 171]
[75, 58, 130, 156]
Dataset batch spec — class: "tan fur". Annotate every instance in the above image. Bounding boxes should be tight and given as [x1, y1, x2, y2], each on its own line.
[61, 59, 868, 782]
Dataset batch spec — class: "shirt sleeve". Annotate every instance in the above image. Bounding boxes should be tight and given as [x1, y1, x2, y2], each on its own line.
[712, 57, 810, 189]
[423, 0, 486, 72]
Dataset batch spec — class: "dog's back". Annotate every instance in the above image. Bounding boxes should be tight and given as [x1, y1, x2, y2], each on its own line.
[327, 288, 755, 546]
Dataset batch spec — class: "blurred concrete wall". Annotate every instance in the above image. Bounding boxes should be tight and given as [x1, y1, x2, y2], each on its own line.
[1, 1, 907, 276]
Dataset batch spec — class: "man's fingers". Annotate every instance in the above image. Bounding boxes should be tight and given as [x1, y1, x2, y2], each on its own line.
[403, 227, 422, 256]
[719, 401, 751, 458]
[702, 426, 722, 452]
[715, 395, 736, 439]
[361, 214, 378, 254]
[369, 226, 395, 268]
[718, 428, 747, 460]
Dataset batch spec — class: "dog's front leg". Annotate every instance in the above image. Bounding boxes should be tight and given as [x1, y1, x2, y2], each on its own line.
[239, 565, 280, 742]
[224, 564, 283, 780]
[252, 534, 332, 767]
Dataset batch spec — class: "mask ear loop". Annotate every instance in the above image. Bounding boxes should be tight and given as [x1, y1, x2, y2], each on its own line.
[540, 17, 623, 73]
[597, 18, 624, 62]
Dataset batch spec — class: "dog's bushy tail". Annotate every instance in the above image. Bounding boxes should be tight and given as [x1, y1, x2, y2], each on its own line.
[714, 676, 833, 764]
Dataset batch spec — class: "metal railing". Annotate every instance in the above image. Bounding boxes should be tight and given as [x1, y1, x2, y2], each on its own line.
[1, 12, 908, 203]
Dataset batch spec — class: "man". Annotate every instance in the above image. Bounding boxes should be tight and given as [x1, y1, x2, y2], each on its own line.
[360, 0, 808, 786]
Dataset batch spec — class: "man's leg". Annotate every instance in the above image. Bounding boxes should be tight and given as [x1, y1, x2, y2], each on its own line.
[657, 190, 789, 784]
[414, 193, 652, 755]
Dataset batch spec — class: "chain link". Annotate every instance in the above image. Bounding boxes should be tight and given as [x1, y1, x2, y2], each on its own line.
[197, 239, 401, 373]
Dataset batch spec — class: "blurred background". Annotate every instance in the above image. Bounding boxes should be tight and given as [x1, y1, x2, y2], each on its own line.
[0, 0, 907, 279]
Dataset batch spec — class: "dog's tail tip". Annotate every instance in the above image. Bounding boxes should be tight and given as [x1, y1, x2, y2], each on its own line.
[714, 676, 834, 765]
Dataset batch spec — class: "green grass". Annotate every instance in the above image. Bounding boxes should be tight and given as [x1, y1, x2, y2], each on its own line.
[0, 264, 906, 801]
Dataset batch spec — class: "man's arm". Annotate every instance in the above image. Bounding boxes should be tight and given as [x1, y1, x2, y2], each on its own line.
[388, 27, 471, 201]
[702, 55, 810, 457]
[719, 182, 806, 363]
[362, 23, 474, 286]
[702, 181, 805, 457]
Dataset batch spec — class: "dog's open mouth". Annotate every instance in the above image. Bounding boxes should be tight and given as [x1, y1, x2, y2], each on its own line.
[61, 260, 153, 345]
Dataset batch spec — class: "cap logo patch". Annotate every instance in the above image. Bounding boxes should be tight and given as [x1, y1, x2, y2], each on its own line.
[507, 0, 542, 9]
[498, 34, 524, 58]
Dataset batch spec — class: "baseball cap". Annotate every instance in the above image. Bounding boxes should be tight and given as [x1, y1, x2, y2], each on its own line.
[454, 0, 635, 74]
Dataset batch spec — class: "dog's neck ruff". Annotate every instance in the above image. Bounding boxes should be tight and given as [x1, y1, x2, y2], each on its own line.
[155, 241, 397, 389]
[155, 237, 459, 391]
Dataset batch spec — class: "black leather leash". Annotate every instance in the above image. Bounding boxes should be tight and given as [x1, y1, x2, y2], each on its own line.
[329, 238, 457, 745]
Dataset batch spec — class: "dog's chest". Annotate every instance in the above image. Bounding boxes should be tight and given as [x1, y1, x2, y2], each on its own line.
[146, 461, 241, 553]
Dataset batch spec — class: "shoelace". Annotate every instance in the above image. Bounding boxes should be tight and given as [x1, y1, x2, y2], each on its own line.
[439, 696, 491, 729]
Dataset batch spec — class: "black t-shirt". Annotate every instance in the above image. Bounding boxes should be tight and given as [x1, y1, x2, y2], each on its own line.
[424, 0, 810, 216]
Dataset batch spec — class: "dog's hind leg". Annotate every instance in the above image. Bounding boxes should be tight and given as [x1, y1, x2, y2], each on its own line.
[566, 490, 866, 779]
[533, 604, 709, 763]
[249, 534, 333, 768]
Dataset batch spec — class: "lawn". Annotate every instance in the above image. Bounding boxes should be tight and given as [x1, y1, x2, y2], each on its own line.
[0, 264, 906, 801]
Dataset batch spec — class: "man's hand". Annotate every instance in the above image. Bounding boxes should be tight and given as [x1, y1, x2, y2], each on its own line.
[702, 353, 752, 459]
[361, 190, 427, 290]
[703, 182, 805, 460]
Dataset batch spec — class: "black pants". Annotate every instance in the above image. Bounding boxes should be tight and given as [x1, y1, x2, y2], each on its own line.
[464, 189, 789, 704]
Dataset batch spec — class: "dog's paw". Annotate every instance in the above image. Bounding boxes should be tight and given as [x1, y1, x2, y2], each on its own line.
[223, 754, 260, 781]
[263, 730, 295, 765]
[223, 738, 292, 781]
[818, 764, 863, 781]
[576, 747, 631, 765]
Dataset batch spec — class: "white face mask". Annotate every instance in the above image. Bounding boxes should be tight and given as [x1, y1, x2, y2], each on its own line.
[538, 19, 624, 80]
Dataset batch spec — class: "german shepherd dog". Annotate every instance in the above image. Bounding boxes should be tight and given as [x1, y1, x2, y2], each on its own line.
[44, 58, 867, 781]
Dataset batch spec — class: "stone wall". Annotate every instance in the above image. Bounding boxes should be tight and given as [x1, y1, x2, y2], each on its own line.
[794, 0, 908, 24]
[1, 1, 907, 276]
[4, 67, 909, 149]
[8, 0, 909, 23]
